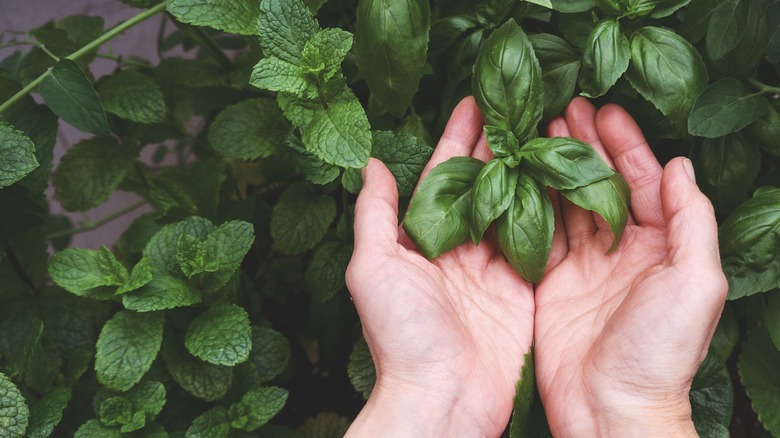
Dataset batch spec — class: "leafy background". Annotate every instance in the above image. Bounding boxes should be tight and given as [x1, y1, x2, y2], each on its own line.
[0, 0, 779, 437]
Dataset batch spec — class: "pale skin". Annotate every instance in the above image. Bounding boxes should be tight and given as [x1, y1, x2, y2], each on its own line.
[345, 97, 728, 437]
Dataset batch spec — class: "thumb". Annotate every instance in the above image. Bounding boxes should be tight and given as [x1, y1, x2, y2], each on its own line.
[352, 158, 400, 258]
[661, 157, 727, 298]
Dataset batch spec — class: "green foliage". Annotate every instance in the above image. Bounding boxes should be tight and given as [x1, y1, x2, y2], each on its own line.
[0, 0, 777, 435]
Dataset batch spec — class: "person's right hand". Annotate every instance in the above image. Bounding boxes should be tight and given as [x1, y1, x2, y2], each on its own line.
[534, 98, 728, 437]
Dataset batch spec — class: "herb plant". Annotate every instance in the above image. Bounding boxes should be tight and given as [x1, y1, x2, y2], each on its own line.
[0, 0, 778, 437]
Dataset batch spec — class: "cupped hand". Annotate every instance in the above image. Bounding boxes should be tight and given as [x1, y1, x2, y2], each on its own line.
[345, 97, 535, 437]
[534, 98, 728, 437]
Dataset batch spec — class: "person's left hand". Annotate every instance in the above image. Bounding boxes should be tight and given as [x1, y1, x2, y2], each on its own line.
[345, 97, 535, 437]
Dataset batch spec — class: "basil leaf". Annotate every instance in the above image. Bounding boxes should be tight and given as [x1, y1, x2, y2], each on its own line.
[403, 157, 484, 259]
[688, 79, 769, 138]
[579, 19, 630, 98]
[650, 0, 691, 18]
[679, 0, 729, 43]
[549, 0, 596, 13]
[470, 158, 519, 245]
[693, 133, 761, 212]
[496, 174, 554, 284]
[561, 173, 630, 252]
[626, 26, 708, 129]
[709, 0, 769, 79]
[596, 0, 655, 18]
[529, 33, 581, 120]
[737, 327, 780, 435]
[484, 125, 520, 157]
[690, 352, 734, 438]
[719, 186, 780, 299]
[447, 29, 485, 86]
[519, 137, 615, 190]
[706, 0, 748, 61]
[429, 15, 479, 58]
[472, 19, 543, 143]
[355, 0, 430, 117]
[747, 103, 780, 156]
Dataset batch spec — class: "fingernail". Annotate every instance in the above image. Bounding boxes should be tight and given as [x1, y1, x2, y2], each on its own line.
[683, 158, 696, 183]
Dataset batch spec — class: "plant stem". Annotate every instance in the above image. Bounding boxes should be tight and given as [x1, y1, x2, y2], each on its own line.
[46, 200, 147, 240]
[0, 2, 167, 115]
[95, 53, 153, 68]
[749, 78, 780, 95]
[5, 248, 39, 294]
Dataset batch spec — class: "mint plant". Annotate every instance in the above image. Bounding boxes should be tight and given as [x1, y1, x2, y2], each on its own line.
[0, 0, 778, 436]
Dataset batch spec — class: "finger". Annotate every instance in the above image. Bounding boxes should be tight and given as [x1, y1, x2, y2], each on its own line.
[418, 96, 483, 184]
[471, 132, 494, 162]
[564, 97, 615, 168]
[545, 188, 568, 271]
[352, 158, 401, 258]
[661, 157, 728, 309]
[548, 116, 596, 249]
[595, 104, 664, 227]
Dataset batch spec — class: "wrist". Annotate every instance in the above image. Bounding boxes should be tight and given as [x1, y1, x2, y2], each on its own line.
[346, 376, 507, 438]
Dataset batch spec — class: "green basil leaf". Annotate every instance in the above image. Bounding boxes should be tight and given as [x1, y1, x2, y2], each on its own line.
[709, 0, 769, 79]
[719, 186, 780, 299]
[429, 15, 479, 58]
[738, 327, 780, 435]
[39, 59, 110, 136]
[747, 103, 780, 156]
[549, 0, 596, 13]
[355, 0, 430, 117]
[496, 174, 554, 283]
[258, 0, 319, 65]
[690, 352, 733, 438]
[706, 0, 748, 61]
[470, 158, 519, 245]
[519, 137, 615, 190]
[579, 19, 630, 98]
[692, 133, 761, 212]
[473, 19, 543, 143]
[679, 0, 729, 43]
[403, 156, 484, 259]
[447, 29, 486, 86]
[528, 33, 581, 120]
[484, 125, 521, 157]
[767, 2, 780, 65]
[626, 26, 708, 129]
[650, 0, 691, 18]
[509, 349, 536, 438]
[688, 79, 769, 138]
[561, 173, 630, 252]
[766, 293, 780, 351]
[710, 303, 739, 361]
[558, 12, 597, 49]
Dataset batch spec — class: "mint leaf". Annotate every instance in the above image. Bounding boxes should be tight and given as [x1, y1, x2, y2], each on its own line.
[347, 337, 375, 399]
[301, 99, 371, 169]
[48, 246, 129, 296]
[39, 59, 110, 135]
[117, 257, 154, 295]
[144, 216, 215, 276]
[27, 387, 72, 438]
[162, 339, 233, 402]
[688, 78, 769, 138]
[167, 0, 262, 36]
[209, 98, 291, 160]
[125, 381, 166, 421]
[258, 0, 319, 65]
[250, 58, 316, 98]
[0, 299, 43, 376]
[122, 276, 202, 312]
[305, 241, 353, 302]
[767, 293, 780, 351]
[690, 353, 733, 438]
[185, 303, 252, 366]
[99, 397, 133, 426]
[0, 372, 29, 437]
[298, 412, 350, 437]
[74, 419, 120, 438]
[229, 387, 288, 431]
[2, 104, 58, 195]
[54, 136, 136, 212]
[148, 159, 226, 219]
[177, 234, 214, 279]
[201, 220, 255, 292]
[0, 121, 38, 188]
[250, 326, 292, 383]
[271, 182, 336, 255]
[286, 136, 340, 185]
[302, 28, 353, 81]
[156, 58, 229, 89]
[98, 69, 166, 124]
[186, 407, 230, 438]
[95, 310, 164, 391]
[371, 130, 433, 198]
[739, 327, 780, 435]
